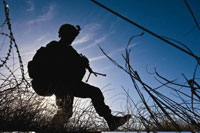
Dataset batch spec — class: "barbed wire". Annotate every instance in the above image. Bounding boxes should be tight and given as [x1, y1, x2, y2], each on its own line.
[91, 0, 200, 64]
[0, 20, 7, 30]
[0, 0, 27, 87]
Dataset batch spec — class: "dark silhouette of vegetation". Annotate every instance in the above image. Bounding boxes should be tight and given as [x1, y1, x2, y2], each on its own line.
[93, 0, 200, 131]
[99, 35, 200, 131]
[0, 0, 200, 132]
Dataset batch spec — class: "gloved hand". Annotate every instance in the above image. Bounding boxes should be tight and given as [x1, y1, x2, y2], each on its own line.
[80, 54, 90, 68]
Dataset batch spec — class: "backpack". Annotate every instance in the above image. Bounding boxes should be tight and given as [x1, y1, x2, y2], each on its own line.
[28, 46, 53, 96]
[28, 41, 87, 96]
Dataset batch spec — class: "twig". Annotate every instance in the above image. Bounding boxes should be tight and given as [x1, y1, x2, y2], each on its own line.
[184, 0, 200, 31]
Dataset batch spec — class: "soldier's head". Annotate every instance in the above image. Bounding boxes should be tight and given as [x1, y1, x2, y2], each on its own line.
[58, 24, 81, 44]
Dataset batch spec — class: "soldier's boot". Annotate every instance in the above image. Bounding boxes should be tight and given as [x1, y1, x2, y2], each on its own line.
[105, 114, 131, 131]
[52, 109, 72, 125]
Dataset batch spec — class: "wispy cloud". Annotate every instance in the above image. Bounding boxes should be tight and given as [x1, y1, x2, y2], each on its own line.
[76, 22, 118, 52]
[21, 35, 51, 62]
[27, 5, 54, 25]
[35, 34, 47, 43]
[89, 55, 106, 62]
[73, 34, 91, 45]
[97, 66, 113, 71]
[26, 0, 35, 12]
[78, 34, 108, 52]
[84, 23, 101, 32]
[89, 42, 139, 62]
[73, 23, 101, 46]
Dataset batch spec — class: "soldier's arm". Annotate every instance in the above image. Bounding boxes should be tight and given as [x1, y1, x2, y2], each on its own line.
[80, 54, 90, 69]
[71, 47, 93, 72]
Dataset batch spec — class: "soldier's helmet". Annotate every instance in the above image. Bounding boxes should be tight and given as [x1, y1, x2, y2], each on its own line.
[58, 24, 81, 38]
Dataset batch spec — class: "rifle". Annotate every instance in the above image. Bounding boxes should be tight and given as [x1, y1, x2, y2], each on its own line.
[80, 54, 106, 82]
[86, 66, 106, 82]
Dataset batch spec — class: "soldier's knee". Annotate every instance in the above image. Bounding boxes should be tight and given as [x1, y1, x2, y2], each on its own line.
[56, 97, 63, 108]
[63, 108, 73, 118]
[91, 86, 104, 101]
[56, 108, 73, 120]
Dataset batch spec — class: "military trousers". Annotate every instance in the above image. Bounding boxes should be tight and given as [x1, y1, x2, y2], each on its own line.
[53, 81, 112, 119]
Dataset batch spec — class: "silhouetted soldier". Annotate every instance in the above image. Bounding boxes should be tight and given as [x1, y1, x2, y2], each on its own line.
[47, 24, 130, 130]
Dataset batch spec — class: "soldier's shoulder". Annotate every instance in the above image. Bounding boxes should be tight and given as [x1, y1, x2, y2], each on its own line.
[46, 40, 58, 48]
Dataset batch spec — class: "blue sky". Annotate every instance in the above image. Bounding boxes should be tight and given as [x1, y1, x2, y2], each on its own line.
[1, 0, 200, 112]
